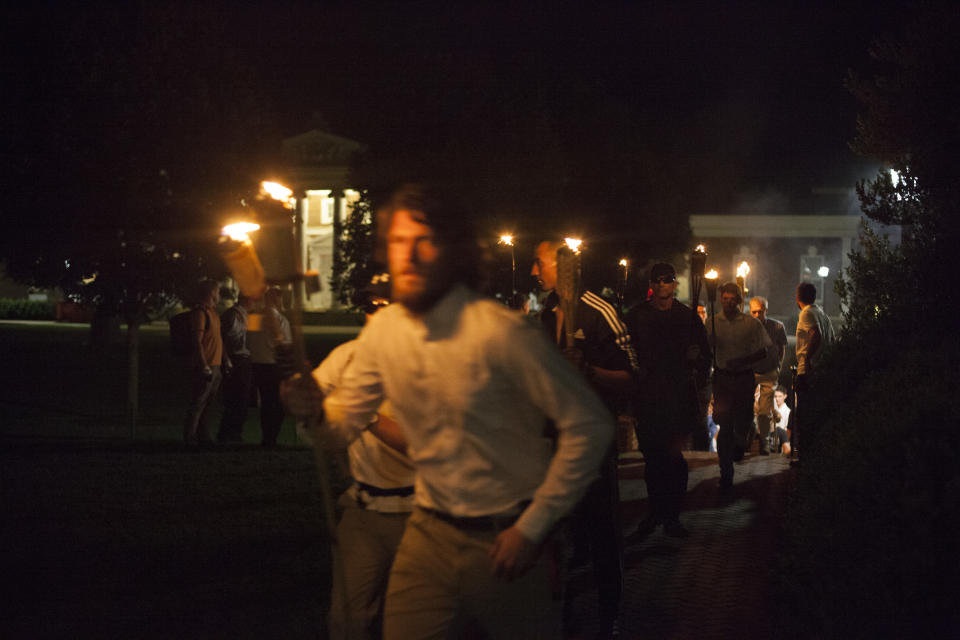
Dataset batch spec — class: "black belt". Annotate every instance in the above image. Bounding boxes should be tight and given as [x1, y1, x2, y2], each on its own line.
[355, 482, 415, 498]
[420, 501, 530, 532]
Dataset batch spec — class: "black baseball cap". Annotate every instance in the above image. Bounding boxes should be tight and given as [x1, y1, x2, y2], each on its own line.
[649, 263, 677, 282]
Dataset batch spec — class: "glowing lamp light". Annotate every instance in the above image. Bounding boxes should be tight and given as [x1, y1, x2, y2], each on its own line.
[736, 261, 750, 278]
[222, 222, 261, 243]
[705, 269, 719, 280]
[695, 244, 706, 254]
[564, 237, 583, 254]
[619, 258, 628, 267]
[818, 266, 830, 278]
[499, 234, 514, 246]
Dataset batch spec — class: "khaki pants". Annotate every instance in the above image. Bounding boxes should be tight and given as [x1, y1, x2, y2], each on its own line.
[754, 370, 778, 449]
[329, 496, 410, 640]
[383, 508, 561, 639]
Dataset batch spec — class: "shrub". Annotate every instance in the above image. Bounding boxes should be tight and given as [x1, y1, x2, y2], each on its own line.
[0, 298, 56, 320]
[775, 334, 960, 638]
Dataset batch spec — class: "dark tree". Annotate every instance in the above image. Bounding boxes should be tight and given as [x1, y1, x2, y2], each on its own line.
[1, 5, 277, 435]
[775, 6, 960, 637]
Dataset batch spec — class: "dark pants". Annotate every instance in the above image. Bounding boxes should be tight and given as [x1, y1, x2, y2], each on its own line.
[253, 363, 284, 446]
[713, 369, 756, 482]
[792, 375, 811, 454]
[184, 365, 221, 444]
[218, 355, 252, 442]
[639, 431, 689, 522]
[563, 445, 622, 630]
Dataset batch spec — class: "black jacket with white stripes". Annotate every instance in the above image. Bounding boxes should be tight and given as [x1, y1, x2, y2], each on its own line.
[540, 289, 640, 410]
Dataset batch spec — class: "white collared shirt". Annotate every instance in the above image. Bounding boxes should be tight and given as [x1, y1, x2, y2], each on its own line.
[312, 340, 416, 513]
[322, 284, 614, 543]
[796, 303, 835, 375]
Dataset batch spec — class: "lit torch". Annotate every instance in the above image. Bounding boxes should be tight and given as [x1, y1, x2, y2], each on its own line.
[736, 261, 750, 301]
[564, 237, 583, 254]
[499, 234, 516, 295]
[705, 269, 720, 369]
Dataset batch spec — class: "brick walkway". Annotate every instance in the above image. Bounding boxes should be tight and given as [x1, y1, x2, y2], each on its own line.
[565, 450, 795, 639]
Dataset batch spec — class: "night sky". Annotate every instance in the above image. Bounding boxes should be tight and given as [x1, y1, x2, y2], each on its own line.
[1, 1, 914, 232]
[237, 1, 900, 201]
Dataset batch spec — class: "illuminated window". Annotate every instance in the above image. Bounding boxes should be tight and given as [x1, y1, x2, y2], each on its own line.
[305, 190, 332, 227]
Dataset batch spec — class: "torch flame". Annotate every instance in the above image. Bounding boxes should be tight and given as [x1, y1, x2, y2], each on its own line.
[705, 269, 719, 280]
[564, 237, 583, 254]
[736, 261, 750, 278]
[222, 222, 261, 243]
[261, 181, 293, 201]
[696, 244, 706, 253]
[619, 258, 628, 267]
[499, 234, 514, 246]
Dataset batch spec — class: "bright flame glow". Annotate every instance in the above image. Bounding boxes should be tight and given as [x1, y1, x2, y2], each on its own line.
[705, 269, 719, 280]
[564, 237, 583, 253]
[222, 222, 261, 243]
[261, 181, 293, 201]
[499, 234, 514, 246]
[619, 258, 628, 267]
[818, 266, 830, 278]
[695, 244, 706, 253]
[736, 261, 750, 278]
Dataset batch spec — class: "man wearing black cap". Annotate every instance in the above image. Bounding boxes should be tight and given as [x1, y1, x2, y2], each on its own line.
[625, 262, 711, 537]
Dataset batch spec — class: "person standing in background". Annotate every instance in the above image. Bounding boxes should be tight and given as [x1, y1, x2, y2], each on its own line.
[249, 287, 292, 447]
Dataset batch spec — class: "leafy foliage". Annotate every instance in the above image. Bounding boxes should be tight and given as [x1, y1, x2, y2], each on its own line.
[329, 192, 377, 308]
[0, 298, 56, 321]
[776, 6, 960, 637]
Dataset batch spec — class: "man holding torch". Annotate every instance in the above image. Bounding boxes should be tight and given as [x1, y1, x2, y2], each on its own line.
[706, 282, 773, 493]
[531, 238, 639, 638]
[282, 184, 614, 638]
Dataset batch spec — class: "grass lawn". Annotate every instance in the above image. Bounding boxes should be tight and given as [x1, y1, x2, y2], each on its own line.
[1, 322, 358, 637]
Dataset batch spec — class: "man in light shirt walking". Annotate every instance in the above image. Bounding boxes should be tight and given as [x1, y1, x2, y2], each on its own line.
[283, 184, 614, 638]
[793, 282, 835, 461]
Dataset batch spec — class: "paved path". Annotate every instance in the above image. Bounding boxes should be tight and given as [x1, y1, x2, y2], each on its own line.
[566, 450, 795, 639]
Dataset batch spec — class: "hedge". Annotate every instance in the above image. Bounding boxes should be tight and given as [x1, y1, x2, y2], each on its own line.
[0, 298, 57, 320]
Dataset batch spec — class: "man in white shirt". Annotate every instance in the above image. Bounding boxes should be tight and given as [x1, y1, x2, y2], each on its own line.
[793, 282, 835, 459]
[283, 184, 614, 638]
[773, 385, 791, 454]
[706, 282, 772, 493]
[313, 275, 416, 640]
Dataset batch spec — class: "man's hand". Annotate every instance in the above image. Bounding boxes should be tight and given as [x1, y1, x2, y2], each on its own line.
[200, 365, 213, 381]
[488, 525, 539, 581]
[279, 373, 325, 419]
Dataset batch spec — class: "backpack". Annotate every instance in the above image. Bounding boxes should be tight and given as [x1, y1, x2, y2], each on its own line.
[169, 309, 209, 356]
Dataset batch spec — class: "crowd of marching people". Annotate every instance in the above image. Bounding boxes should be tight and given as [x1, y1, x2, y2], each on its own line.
[187, 183, 834, 639]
